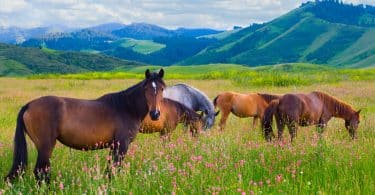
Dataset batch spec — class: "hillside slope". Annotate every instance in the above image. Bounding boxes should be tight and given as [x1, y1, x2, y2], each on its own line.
[0, 43, 144, 76]
[181, 1, 375, 67]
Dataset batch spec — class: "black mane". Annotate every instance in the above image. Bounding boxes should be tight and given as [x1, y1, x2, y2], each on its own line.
[98, 72, 165, 120]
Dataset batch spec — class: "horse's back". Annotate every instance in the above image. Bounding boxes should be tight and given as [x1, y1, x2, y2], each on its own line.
[24, 96, 118, 149]
[164, 83, 212, 111]
[278, 93, 324, 124]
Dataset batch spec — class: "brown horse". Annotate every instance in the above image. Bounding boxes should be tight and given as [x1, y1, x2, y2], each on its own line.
[5, 69, 166, 183]
[263, 91, 361, 142]
[140, 98, 204, 139]
[213, 92, 280, 131]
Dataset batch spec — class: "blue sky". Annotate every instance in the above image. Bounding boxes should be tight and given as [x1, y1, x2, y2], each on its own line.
[0, 0, 374, 30]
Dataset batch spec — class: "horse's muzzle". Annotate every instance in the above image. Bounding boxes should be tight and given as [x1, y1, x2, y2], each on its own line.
[150, 110, 160, 121]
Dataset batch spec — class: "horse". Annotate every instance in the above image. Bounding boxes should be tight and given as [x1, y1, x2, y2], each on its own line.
[139, 98, 204, 139]
[213, 92, 281, 131]
[163, 83, 219, 130]
[262, 91, 361, 142]
[5, 69, 166, 183]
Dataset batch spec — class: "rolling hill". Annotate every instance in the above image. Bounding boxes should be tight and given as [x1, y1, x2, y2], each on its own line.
[181, 1, 375, 67]
[0, 43, 144, 76]
[19, 23, 222, 65]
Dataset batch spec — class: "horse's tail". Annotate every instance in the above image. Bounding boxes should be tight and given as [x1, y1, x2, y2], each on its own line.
[5, 104, 29, 181]
[263, 100, 279, 141]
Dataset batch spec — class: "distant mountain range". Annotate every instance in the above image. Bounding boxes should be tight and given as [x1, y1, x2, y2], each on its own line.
[0, 0, 374, 69]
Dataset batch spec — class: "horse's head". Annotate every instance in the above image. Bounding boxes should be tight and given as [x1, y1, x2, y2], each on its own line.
[345, 109, 361, 139]
[144, 69, 166, 121]
[202, 110, 220, 130]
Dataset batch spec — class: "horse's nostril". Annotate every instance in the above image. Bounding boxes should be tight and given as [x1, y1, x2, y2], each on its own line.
[150, 110, 160, 121]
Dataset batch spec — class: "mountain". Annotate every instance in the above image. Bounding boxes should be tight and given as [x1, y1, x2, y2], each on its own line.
[112, 23, 174, 40]
[112, 23, 223, 39]
[0, 43, 144, 76]
[174, 28, 223, 37]
[20, 23, 221, 65]
[103, 36, 217, 65]
[0, 26, 70, 44]
[22, 29, 116, 51]
[86, 22, 127, 33]
[181, 0, 375, 68]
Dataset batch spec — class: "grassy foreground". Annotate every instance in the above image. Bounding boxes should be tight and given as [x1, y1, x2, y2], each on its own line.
[0, 77, 374, 194]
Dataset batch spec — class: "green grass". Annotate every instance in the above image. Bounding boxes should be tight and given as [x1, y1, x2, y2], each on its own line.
[29, 63, 375, 87]
[113, 38, 166, 54]
[0, 77, 374, 194]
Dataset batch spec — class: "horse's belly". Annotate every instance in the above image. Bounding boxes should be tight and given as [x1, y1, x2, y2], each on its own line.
[231, 105, 255, 118]
[58, 124, 114, 150]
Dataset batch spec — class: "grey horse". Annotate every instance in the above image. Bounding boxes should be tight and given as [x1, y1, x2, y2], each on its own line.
[163, 83, 218, 130]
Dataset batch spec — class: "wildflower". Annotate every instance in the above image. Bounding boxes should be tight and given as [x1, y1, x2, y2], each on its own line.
[276, 174, 283, 183]
[59, 182, 64, 190]
[168, 163, 176, 173]
[205, 162, 214, 168]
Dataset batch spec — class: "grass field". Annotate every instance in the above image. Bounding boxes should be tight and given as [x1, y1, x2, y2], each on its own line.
[28, 63, 375, 87]
[114, 38, 166, 54]
[0, 73, 374, 194]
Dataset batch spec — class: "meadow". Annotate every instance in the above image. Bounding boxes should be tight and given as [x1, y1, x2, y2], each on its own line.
[0, 67, 374, 194]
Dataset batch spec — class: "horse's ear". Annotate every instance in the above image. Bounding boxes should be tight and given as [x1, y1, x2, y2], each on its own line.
[357, 109, 362, 114]
[145, 69, 151, 79]
[159, 68, 164, 78]
[215, 111, 220, 116]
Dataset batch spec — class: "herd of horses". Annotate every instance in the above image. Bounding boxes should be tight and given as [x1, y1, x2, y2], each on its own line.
[5, 69, 361, 183]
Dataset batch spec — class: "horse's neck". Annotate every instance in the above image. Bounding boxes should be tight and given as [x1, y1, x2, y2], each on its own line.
[327, 97, 353, 120]
[124, 86, 148, 119]
[100, 83, 148, 120]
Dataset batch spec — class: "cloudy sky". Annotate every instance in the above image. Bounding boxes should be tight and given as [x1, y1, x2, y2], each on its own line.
[0, 0, 374, 30]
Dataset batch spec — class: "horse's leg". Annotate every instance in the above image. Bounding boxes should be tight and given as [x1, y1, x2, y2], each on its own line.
[316, 115, 330, 137]
[275, 114, 285, 141]
[34, 140, 56, 184]
[219, 110, 230, 131]
[252, 117, 259, 130]
[112, 127, 137, 166]
[286, 122, 298, 142]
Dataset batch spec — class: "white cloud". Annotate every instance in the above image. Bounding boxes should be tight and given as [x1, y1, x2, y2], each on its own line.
[0, 0, 374, 29]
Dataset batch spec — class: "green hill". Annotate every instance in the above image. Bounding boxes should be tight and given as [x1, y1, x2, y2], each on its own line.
[181, 1, 375, 67]
[0, 43, 144, 76]
[113, 38, 166, 54]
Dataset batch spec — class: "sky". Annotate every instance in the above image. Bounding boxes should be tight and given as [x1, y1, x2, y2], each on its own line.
[0, 0, 374, 30]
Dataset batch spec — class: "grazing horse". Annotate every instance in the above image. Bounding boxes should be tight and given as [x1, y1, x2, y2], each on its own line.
[163, 83, 218, 130]
[213, 92, 280, 131]
[5, 69, 166, 183]
[140, 98, 204, 139]
[263, 91, 361, 142]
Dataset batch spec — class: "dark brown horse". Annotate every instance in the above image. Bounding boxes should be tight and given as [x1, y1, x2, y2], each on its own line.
[140, 98, 204, 139]
[5, 69, 166, 183]
[213, 92, 280, 131]
[263, 91, 361, 142]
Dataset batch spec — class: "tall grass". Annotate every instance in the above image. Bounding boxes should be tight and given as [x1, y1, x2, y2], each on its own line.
[0, 78, 374, 193]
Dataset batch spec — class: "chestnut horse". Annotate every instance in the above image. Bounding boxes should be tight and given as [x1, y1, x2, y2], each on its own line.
[5, 69, 166, 183]
[140, 98, 204, 139]
[213, 92, 280, 131]
[263, 91, 361, 142]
